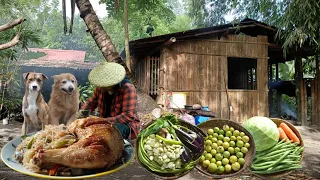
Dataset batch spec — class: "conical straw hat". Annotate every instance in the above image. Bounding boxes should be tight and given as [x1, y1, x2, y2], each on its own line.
[88, 62, 126, 87]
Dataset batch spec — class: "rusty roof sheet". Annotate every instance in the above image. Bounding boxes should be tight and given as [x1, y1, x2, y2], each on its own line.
[18, 48, 99, 69]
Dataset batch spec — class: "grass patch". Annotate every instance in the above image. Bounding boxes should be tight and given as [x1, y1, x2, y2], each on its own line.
[21, 51, 46, 60]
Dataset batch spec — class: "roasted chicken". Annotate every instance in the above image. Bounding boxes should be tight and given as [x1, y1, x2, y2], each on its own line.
[32, 117, 124, 169]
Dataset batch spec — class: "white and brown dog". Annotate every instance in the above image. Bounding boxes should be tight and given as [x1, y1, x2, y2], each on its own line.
[48, 73, 79, 125]
[22, 72, 50, 135]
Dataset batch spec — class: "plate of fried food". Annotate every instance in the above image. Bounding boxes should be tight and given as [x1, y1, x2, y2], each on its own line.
[1, 117, 134, 179]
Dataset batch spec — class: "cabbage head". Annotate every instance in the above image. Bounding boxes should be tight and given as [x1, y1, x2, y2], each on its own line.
[243, 116, 279, 151]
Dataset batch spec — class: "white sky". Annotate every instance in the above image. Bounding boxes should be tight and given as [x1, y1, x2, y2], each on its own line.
[59, 0, 107, 18]
[59, 1, 235, 23]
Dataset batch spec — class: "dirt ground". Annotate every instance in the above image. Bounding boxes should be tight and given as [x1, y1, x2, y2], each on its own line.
[0, 120, 319, 180]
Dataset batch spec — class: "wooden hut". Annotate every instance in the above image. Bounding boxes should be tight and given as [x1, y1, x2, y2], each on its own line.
[127, 18, 314, 123]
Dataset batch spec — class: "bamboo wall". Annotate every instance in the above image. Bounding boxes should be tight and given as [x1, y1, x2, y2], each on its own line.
[156, 34, 269, 122]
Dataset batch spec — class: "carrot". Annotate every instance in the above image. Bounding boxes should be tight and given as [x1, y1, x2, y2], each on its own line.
[278, 127, 290, 142]
[49, 164, 61, 176]
[279, 123, 300, 145]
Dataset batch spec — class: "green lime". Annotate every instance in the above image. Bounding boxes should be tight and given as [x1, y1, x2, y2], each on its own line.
[229, 127, 235, 132]
[225, 164, 232, 173]
[223, 125, 230, 132]
[217, 140, 223, 146]
[218, 134, 224, 140]
[225, 131, 233, 137]
[229, 155, 238, 163]
[238, 158, 245, 165]
[241, 147, 248, 154]
[237, 136, 242, 141]
[210, 158, 217, 164]
[229, 141, 236, 147]
[210, 149, 217, 156]
[214, 127, 220, 133]
[216, 160, 222, 166]
[205, 140, 212, 146]
[199, 155, 205, 162]
[218, 129, 225, 135]
[215, 153, 223, 161]
[224, 137, 230, 142]
[213, 133, 219, 138]
[205, 136, 209, 140]
[223, 151, 231, 158]
[208, 135, 213, 139]
[244, 142, 250, 148]
[240, 132, 245, 137]
[222, 158, 229, 165]
[205, 145, 212, 152]
[207, 129, 214, 135]
[211, 137, 218, 143]
[242, 136, 250, 143]
[205, 153, 213, 160]
[236, 152, 244, 159]
[230, 136, 237, 141]
[217, 166, 225, 174]
[208, 163, 218, 173]
[228, 147, 235, 154]
[222, 142, 230, 149]
[231, 162, 241, 171]
[236, 140, 244, 148]
[203, 160, 210, 168]
[233, 130, 240, 136]
[235, 147, 241, 153]
[211, 143, 218, 150]
[217, 146, 224, 153]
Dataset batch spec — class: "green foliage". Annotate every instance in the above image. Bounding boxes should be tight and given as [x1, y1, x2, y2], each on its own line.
[78, 82, 95, 104]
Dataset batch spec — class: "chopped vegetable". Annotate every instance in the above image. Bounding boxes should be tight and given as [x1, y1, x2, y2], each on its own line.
[137, 115, 204, 174]
[279, 123, 300, 145]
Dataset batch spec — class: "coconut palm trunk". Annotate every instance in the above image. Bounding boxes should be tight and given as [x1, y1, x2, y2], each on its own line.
[75, 0, 158, 116]
[75, 0, 136, 85]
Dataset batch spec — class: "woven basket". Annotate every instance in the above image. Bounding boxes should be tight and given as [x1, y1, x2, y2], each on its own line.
[196, 119, 256, 179]
[251, 118, 304, 179]
[134, 120, 204, 179]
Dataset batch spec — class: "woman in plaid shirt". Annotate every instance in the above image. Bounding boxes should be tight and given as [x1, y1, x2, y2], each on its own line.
[78, 62, 140, 139]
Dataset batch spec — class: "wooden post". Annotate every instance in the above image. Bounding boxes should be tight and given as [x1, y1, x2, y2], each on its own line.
[316, 55, 320, 127]
[295, 52, 307, 125]
[276, 63, 282, 117]
[268, 64, 273, 116]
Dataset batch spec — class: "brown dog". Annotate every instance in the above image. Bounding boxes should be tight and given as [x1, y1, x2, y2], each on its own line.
[48, 73, 79, 125]
[22, 72, 50, 135]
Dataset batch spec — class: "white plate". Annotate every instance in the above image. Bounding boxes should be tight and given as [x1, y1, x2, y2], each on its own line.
[1, 134, 134, 179]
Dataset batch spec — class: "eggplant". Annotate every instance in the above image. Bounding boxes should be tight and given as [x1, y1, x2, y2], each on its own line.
[175, 136, 191, 163]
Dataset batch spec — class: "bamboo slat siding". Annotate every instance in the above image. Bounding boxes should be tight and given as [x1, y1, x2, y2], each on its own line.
[154, 34, 269, 122]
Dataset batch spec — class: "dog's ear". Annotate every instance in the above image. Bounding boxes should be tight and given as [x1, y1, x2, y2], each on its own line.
[41, 73, 49, 80]
[23, 73, 29, 80]
[51, 75, 58, 83]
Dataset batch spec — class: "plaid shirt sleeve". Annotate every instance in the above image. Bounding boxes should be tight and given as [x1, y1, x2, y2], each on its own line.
[81, 88, 99, 111]
[107, 84, 137, 124]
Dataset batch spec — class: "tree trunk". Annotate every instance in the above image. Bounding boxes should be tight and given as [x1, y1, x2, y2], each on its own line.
[75, 0, 158, 117]
[295, 52, 307, 126]
[124, 0, 131, 72]
[75, 0, 137, 86]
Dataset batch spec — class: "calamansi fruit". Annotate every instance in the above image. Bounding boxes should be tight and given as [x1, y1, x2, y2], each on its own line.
[229, 155, 238, 163]
[225, 164, 232, 173]
[242, 136, 250, 143]
[208, 163, 218, 173]
[207, 129, 214, 135]
[231, 162, 241, 171]
[203, 160, 210, 168]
